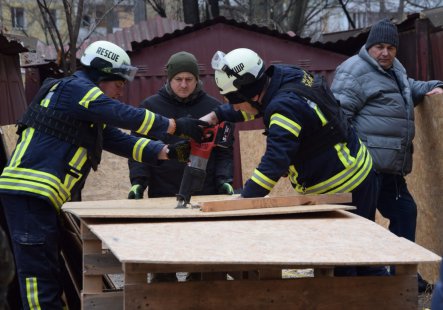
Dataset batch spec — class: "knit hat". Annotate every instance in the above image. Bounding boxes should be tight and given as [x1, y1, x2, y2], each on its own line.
[166, 51, 199, 80]
[366, 19, 399, 49]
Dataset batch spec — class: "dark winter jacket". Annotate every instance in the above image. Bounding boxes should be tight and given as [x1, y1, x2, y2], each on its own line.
[332, 46, 443, 175]
[0, 71, 169, 210]
[215, 64, 372, 198]
[128, 83, 233, 198]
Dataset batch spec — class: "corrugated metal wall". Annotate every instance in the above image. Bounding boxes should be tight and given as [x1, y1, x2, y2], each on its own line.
[0, 53, 27, 126]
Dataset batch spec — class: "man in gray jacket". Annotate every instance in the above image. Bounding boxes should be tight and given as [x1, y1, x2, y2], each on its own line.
[331, 18, 443, 292]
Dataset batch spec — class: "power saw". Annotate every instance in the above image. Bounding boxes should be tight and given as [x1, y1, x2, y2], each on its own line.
[176, 121, 233, 208]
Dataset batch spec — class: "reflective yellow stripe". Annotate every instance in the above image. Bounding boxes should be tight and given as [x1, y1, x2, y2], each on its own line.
[3, 166, 69, 200]
[133, 138, 150, 162]
[10, 128, 35, 167]
[310, 102, 328, 126]
[300, 143, 372, 194]
[79, 87, 103, 108]
[26, 277, 41, 310]
[40, 98, 50, 107]
[136, 110, 156, 135]
[335, 142, 353, 167]
[0, 177, 64, 210]
[269, 113, 301, 137]
[250, 169, 277, 191]
[241, 111, 255, 121]
[64, 147, 87, 191]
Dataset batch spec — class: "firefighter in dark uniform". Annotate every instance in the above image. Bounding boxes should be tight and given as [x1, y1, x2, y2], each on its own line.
[201, 48, 388, 276]
[0, 40, 206, 309]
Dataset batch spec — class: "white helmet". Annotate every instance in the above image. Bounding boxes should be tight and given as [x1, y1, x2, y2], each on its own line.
[80, 40, 138, 81]
[211, 48, 265, 100]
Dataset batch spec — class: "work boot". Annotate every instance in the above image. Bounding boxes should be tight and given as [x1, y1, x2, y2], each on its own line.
[418, 273, 434, 293]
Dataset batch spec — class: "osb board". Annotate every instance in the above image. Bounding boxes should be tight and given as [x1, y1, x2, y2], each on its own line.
[87, 211, 440, 265]
[405, 93, 443, 282]
[0, 124, 18, 158]
[62, 195, 354, 219]
[82, 149, 130, 201]
[239, 130, 297, 197]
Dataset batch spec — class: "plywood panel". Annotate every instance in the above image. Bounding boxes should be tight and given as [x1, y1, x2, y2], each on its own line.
[87, 211, 440, 266]
[0, 124, 18, 158]
[239, 130, 296, 196]
[82, 149, 130, 201]
[406, 93, 443, 282]
[63, 195, 353, 219]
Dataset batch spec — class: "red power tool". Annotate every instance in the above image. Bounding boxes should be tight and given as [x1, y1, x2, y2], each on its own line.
[176, 121, 233, 208]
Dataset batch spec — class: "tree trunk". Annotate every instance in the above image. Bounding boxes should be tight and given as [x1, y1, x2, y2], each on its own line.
[289, 0, 309, 35]
[134, 0, 147, 23]
[250, 0, 269, 25]
[183, 0, 200, 24]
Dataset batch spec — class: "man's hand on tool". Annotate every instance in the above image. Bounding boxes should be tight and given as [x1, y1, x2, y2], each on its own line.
[128, 184, 144, 199]
[167, 140, 191, 163]
[218, 182, 234, 195]
[174, 117, 209, 142]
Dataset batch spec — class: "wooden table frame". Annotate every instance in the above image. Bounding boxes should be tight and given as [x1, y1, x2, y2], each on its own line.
[62, 196, 440, 309]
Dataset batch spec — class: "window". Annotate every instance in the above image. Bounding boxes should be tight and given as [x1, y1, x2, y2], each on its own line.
[11, 7, 25, 29]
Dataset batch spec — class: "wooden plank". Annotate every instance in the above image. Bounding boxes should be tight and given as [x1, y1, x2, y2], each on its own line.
[123, 276, 417, 309]
[82, 291, 123, 310]
[199, 193, 352, 212]
[63, 202, 354, 219]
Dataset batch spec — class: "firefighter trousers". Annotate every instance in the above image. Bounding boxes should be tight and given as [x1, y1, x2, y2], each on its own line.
[1, 194, 63, 310]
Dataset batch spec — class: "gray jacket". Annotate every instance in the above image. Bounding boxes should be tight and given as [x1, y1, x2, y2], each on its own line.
[332, 46, 443, 175]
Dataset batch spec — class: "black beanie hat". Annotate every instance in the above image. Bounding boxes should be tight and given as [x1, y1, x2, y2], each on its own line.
[366, 19, 399, 49]
[166, 51, 199, 80]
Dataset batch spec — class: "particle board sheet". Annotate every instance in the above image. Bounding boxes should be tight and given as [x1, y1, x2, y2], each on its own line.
[0, 124, 18, 158]
[86, 211, 440, 266]
[239, 129, 296, 196]
[406, 93, 443, 281]
[63, 195, 354, 219]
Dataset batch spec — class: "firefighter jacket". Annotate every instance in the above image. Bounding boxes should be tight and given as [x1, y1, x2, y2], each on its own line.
[332, 45, 443, 175]
[214, 64, 373, 198]
[0, 71, 170, 211]
[128, 83, 233, 197]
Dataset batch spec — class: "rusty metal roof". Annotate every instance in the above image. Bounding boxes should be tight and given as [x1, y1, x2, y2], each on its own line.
[0, 32, 34, 54]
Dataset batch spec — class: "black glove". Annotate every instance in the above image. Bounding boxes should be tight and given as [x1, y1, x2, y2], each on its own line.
[168, 140, 191, 163]
[128, 184, 144, 199]
[175, 117, 209, 143]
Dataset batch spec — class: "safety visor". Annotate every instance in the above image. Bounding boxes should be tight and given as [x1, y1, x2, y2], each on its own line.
[108, 64, 138, 81]
[211, 51, 228, 71]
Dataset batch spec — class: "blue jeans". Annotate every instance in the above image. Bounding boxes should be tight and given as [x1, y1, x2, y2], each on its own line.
[1, 194, 63, 310]
[377, 173, 417, 242]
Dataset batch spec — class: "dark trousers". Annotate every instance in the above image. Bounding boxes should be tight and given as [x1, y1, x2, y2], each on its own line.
[334, 169, 388, 276]
[377, 173, 417, 242]
[1, 194, 63, 310]
[432, 262, 443, 309]
[377, 173, 418, 276]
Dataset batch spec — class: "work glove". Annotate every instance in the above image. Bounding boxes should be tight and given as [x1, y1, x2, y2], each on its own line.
[128, 184, 144, 199]
[217, 183, 234, 195]
[175, 117, 209, 143]
[168, 140, 191, 163]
